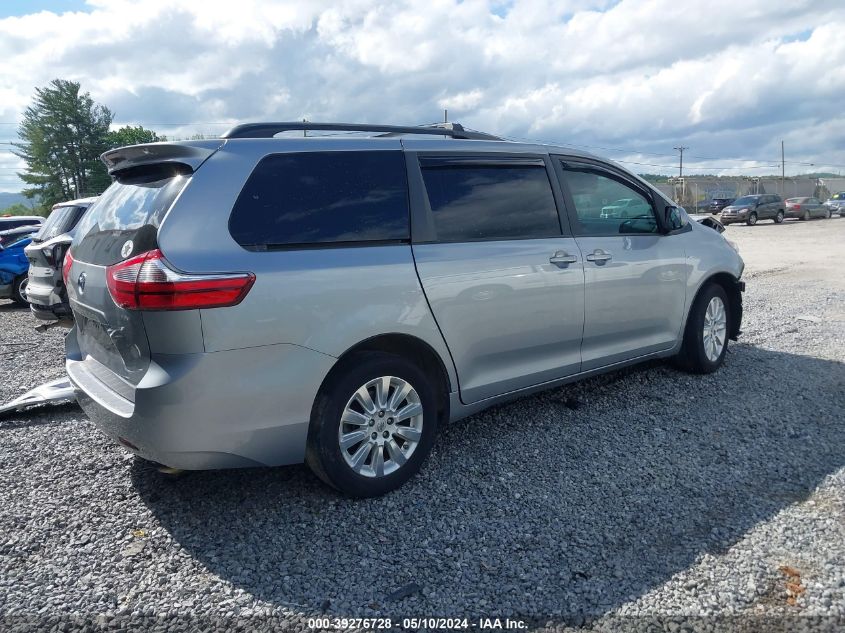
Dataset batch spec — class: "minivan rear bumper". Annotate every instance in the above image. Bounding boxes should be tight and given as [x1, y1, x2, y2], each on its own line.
[66, 330, 336, 470]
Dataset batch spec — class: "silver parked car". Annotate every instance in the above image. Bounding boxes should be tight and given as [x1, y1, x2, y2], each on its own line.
[823, 192, 845, 216]
[64, 122, 745, 497]
[785, 197, 829, 221]
[25, 197, 97, 322]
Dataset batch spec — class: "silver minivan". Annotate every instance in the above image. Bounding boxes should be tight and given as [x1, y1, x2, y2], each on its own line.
[64, 122, 745, 497]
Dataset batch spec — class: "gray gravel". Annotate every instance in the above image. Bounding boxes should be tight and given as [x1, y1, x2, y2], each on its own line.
[1, 220, 844, 632]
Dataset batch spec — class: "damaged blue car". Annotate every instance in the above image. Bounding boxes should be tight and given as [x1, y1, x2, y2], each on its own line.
[0, 235, 32, 305]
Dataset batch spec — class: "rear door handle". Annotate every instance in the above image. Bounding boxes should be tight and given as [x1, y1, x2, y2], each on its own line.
[549, 251, 578, 266]
[585, 249, 612, 263]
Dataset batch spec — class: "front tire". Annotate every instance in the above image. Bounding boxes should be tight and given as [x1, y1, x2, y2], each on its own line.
[803, 210, 810, 221]
[11, 275, 28, 306]
[674, 283, 730, 374]
[775, 211, 784, 224]
[746, 212, 758, 226]
[306, 352, 438, 497]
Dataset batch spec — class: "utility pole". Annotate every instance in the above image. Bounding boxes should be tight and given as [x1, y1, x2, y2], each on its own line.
[303, 118, 307, 137]
[674, 146, 688, 204]
[444, 109, 448, 123]
[674, 146, 688, 178]
[781, 140, 785, 197]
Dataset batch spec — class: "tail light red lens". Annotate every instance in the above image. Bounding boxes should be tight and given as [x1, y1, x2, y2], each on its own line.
[62, 250, 74, 285]
[106, 249, 255, 311]
[794, 204, 801, 210]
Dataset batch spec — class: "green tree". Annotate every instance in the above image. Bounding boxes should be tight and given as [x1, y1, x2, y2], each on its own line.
[13, 79, 113, 210]
[105, 125, 162, 149]
[0, 202, 36, 216]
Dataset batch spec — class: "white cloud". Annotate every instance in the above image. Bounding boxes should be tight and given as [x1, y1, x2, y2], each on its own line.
[0, 0, 844, 191]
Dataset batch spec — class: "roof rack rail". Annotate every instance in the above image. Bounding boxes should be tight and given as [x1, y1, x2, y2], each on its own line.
[220, 121, 502, 141]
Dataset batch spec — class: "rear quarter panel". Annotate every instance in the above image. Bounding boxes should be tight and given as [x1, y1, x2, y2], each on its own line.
[156, 139, 458, 391]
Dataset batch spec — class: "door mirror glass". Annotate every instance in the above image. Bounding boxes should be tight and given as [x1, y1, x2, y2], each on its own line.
[664, 205, 684, 231]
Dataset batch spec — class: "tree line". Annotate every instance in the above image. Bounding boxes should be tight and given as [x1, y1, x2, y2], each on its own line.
[9, 79, 162, 215]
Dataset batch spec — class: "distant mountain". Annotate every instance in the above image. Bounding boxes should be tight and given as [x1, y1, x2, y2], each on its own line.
[0, 191, 37, 212]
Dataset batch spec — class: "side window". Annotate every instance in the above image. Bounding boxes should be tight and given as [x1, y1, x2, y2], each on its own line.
[419, 163, 561, 242]
[559, 166, 658, 236]
[229, 151, 409, 249]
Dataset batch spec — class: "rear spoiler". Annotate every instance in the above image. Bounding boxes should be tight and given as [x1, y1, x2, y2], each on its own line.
[100, 140, 225, 176]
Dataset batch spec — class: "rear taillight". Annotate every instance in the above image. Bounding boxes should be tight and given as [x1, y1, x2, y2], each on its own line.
[794, 204, 801, 210]
[62, 250, 74, 285]
[105, 249, 255, 311]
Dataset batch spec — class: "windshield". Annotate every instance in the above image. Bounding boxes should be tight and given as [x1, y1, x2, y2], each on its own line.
[732, 196, 758, 206]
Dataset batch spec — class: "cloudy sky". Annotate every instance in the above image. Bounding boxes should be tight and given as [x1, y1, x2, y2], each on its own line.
[1, 0, 844, 192]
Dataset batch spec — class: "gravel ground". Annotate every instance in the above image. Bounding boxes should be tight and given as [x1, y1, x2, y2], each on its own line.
[1, 219, 844, 632]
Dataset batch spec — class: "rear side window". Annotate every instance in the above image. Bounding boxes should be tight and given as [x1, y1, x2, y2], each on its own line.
[420, 164, 561, 242]
[73, 164, 190, 266]
[229, 151, 409, 249]
[34, 205, 86, 242]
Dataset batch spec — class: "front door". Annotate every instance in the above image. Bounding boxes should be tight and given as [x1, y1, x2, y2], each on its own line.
[408, 153, 585, 404]
[553, 158, 687, 371]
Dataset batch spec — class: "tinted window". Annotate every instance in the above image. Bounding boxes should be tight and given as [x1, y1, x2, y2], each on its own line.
[73, 164, 190, 266]
[420, 164, 560, 241]
[560, 166, 657, 236]
[229, 151, 409, 249]
[34, 205, 86, 242]
[733, 196, 759, 206]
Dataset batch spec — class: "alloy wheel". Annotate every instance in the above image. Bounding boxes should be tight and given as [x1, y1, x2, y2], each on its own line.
[338, 376, 424, 478]
[702, 296, 727, 362]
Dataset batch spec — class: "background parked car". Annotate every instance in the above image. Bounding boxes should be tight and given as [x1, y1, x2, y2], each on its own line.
[0, 215, 43, 231]
[708, 197, 735, 214]
[720, 194, 785, 225]
[25, 197, 96, 322]
[0, 225, 40, 248]
[785, 197, 829, 221]
[0, 235, 33, 305]
[600, 197, 652, 218]
[823, 191, 845, 216]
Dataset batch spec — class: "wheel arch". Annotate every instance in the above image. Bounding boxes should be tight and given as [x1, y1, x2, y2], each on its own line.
[319, 333, 453, 424]
[687, 272, 743, 341]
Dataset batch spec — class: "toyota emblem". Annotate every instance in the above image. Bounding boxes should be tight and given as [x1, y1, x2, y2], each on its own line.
[77, 271, 87, 294]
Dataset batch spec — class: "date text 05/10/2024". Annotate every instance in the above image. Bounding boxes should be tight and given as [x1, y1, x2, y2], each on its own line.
[307, 617, 528, 630]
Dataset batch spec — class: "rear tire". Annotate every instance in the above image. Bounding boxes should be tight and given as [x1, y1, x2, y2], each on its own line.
[746, 212, 757, 226]
[11, 275, 28, 306]
[306, 351, 439, 497]
[674, 283, 730, 374]
[774, 211, 784, 224]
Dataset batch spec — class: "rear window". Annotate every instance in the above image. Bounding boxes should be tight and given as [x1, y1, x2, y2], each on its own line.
[72, 164, 190, 266]
[229, 151, 409, 249]
[34, 205, 86, 242]
[0, 218, 41, 230]
[420, 164, 561, 242]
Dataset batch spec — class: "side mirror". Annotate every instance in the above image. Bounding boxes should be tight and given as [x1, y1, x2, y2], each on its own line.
[663, 205, 684, 231]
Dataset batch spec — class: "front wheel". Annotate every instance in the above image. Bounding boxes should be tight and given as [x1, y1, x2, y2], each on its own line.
[746, 212, 758, 226]
[774, 211, 784, 224]
[803, 210, 810, 221]
[11, 275, 28, 306]
[674, 283, 730, 374]
[306, 352, 438, 497]
[825, 209, 831, 219]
